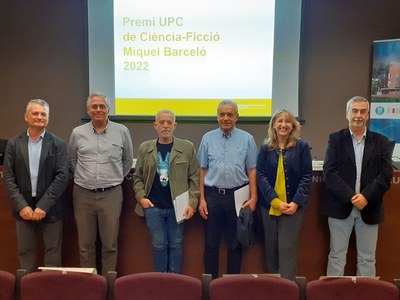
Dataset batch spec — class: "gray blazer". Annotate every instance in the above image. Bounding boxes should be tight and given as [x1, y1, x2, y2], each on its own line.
[3, 131, 69, 222]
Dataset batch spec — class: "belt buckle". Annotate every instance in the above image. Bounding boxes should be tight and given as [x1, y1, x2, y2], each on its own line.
[95, 187, 105, 192]
[218, 188, 226, 195]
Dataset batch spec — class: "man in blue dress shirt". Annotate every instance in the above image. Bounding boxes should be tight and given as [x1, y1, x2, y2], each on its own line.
[197, 99, 258, 279]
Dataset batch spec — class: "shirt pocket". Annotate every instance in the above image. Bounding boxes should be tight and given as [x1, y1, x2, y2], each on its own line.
[173, 159, 189, 177]
[234, 147, 247, 166]
[107, 143, 123, 162]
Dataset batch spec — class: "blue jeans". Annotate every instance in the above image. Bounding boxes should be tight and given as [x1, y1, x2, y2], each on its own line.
[144, 207, 185, 273]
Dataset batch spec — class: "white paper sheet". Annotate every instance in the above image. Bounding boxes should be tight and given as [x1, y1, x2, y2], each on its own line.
[234, 184, 250, 217]
[38, 267, 97, 274]
[174, 191, 189, 224]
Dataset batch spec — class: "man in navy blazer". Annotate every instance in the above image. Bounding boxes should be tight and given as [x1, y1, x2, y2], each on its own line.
[322, 96, 392, 276]
[3, 99, 69, 273]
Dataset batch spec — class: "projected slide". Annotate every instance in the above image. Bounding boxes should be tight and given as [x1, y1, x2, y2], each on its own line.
[113, 0, 275, 117]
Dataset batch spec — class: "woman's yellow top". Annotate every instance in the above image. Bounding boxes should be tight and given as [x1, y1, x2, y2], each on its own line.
[269, 150, 287, 216]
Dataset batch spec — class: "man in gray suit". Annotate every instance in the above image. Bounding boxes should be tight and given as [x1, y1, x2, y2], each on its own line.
[3, 99, 69, 273]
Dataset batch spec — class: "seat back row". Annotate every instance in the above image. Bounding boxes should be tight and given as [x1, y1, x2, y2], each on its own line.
[1, 270, 400, 300]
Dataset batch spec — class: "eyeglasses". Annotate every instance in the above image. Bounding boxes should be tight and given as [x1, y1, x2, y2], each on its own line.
[90, 104, 108, 110]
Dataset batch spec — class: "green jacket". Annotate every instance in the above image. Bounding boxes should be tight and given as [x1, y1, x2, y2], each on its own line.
[133, 137, 200, 216]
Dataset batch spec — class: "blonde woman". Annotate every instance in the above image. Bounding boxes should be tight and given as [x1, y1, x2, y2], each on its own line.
[256, 109, 312, 280]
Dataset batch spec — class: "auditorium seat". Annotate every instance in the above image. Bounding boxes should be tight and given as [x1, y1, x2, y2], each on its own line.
[294, 276, 306, 300]
[114, 272, 202, 300]
[0, 270, 16, 300]
[106, 271, 117, 300]
[306, 277, 399, 300]
[209, 274, 299, 300]
[202, 273, 212, 300]
[20, 271, 107, 300]
[393, 278, 400, 294]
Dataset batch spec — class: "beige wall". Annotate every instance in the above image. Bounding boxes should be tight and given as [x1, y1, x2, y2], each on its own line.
[1, 0, 400, 159]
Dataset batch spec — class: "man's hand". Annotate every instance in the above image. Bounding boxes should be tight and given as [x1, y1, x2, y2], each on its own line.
[32, 207, 46, 221]
[19, 206, 34, 221]
[184, 206, 195, 220]
[198, 199, 208, 220]
[352, 194, 368, 210]
[241, 198, 257, 212]
[139, 197, 154, 208]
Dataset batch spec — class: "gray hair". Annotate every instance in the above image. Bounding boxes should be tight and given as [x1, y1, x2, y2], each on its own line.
[86, 91, 111, 109]
[217, 99, 238, 116]
[26, 99, 50, 116]
[346, 96, 369, 112]
[155, 109, 176, 123]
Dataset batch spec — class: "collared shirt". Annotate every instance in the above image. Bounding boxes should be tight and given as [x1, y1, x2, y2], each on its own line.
[27, 129, 45, 197]
[197, 127, 257, 189]
[350, 128, 366, 194]
[69, 120, 134, 190]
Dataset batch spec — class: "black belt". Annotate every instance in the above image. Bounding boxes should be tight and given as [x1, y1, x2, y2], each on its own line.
[89, 185, 120, 192]
[205, 183, 248, 195]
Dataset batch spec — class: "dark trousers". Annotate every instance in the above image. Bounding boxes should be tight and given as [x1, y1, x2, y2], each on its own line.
[204, 189, 242, 279]
[259, 205, 304, 280]
[16, 219, 63, 273]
